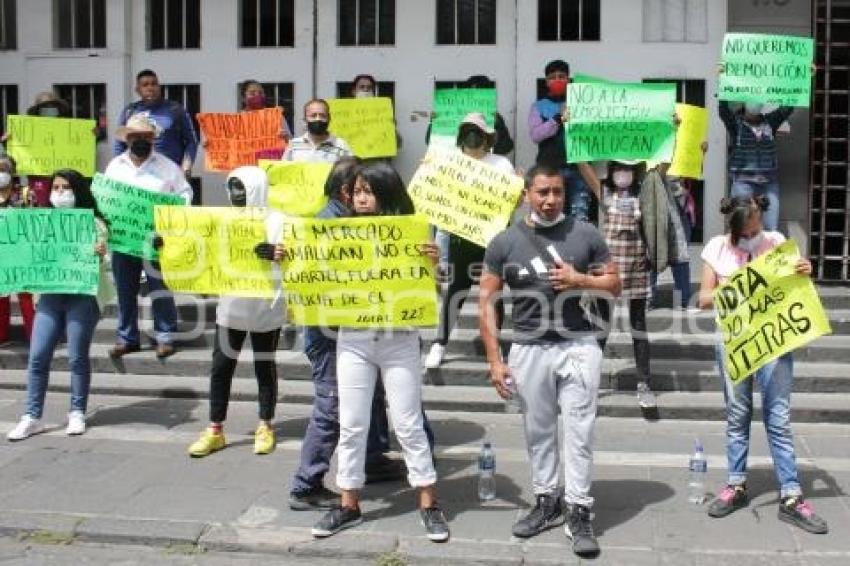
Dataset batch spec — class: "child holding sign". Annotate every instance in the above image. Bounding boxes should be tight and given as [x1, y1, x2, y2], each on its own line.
[7, 169, 113, 440]
[698, 196, 828, 535]
[309, 162, 449, 543]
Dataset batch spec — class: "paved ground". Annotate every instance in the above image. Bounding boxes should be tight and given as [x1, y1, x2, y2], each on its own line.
[0, 389, 848, 565]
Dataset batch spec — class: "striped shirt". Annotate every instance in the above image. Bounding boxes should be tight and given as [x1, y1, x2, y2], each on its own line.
[281, 134, 352, 164]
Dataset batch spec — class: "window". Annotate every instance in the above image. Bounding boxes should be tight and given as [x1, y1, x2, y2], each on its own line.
[643, 0, 707, 43]
[0, 85, 18, 134]
[241, 82, 295, 133]
[538, 0, 599, 41]
[148, 0, 201, 49]
[644, 77, 706, 244]
[54, 0, 106, 49]
[54, 83, 107, 144]
[0, 0, 17, 50]
[239, 0, 295, 47]
[335, 80, 395, 101]
[436, 0, 496, 45]
[161, 84, 202, 204]
[338, 0, 395, 46]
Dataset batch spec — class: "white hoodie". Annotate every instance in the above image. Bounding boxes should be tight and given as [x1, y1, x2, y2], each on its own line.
[216, 166, 285, 333]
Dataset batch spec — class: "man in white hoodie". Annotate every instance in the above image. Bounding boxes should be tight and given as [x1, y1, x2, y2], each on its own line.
[187, 165, 285, 457]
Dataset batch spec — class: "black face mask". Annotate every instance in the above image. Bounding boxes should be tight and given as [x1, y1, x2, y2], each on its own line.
[129, 138, 153, 159]
[306, 120, 329, 136]
[227, 178, 247, 207]
[462, 129, 486, 151]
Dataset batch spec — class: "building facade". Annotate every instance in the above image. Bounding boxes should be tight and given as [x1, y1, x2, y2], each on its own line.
[0, 0, 845, 281]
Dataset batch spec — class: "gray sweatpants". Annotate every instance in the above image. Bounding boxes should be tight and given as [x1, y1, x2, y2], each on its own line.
[508, 337, 603, 508]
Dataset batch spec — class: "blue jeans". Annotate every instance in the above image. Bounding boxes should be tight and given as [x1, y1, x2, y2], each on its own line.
[650, 263, 692, 308]
[290, 338, 436, 495]
[26, 294, 100, 418]
[716, 344, 801, 498]
[730, 175, 780, 231]
[112, 251, 178, 345]
[562, 165, 592, 222]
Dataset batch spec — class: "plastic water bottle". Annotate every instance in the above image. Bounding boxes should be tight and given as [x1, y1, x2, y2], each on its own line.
[505, 377, 521, 413]
[688, 439, 707, 504]
[478, 442, 496, 501]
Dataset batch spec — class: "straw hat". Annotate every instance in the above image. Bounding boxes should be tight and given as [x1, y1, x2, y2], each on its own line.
[115, 113, 160, 142]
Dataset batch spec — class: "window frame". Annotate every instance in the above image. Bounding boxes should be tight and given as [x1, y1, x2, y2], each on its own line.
[238, 0, 295, 48]
[53, 0, 107, 50]
[435, 0, 497, 46]
[0, 0, 17, 51]
[337, 0, 395, 47]
[147, 0, 202, 50]
[537, 0, 600, 42]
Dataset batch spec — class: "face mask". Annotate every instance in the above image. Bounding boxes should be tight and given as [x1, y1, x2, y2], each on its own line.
[307, 120, 329, 136]
[0, 172, 11, 189]
[129, 138, 153, 159]
[227, 178, 247, 207]
[612, 170, 634, 190]
[462, 129, 486, 151]
[737, 232, 765, 254]
[50, 190, 76, 209]
[548, 79, 568, 97]
[245, 94, 266, 110]
[744, 102, 763, 115]
[39, 106, 60, 117]
[530, 211, 566, 228]
[355, 90, 375, 99]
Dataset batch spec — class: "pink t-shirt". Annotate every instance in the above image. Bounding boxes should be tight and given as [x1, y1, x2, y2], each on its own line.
[700, 231, 786, 283]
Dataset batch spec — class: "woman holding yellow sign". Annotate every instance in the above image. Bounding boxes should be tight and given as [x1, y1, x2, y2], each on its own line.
[697, 196, 828, 535]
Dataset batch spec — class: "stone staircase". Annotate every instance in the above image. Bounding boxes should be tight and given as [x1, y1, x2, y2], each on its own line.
[1, 286, 850, 422]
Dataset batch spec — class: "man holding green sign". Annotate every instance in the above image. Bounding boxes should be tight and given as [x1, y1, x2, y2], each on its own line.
[99, 115, 193, 360]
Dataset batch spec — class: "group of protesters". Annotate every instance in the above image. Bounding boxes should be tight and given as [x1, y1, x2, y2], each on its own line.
[0, 56, 828, 558]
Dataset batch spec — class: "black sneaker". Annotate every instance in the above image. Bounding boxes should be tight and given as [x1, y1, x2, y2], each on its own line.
[420, 505, 450, 542]
[289, 485, 341, 511]
[365, 454, 406, 484]
[707, 485, 748, 518]
[564, 504, 600, 558]
[512, 493, 565, 538]
[311, 506, 363, 538]
[778, 496, 828, 534]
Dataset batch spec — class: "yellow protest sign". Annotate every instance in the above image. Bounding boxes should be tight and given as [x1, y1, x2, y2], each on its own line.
[407, 146, 523, 247]
[327, 97, 397, 159]
[669, 104, 709, 180]
[280, 216, 437, 327]
[715, 240, 832, 383]
[155, 206, 275, 298]
[260, 160, 331, 217]
[5, 115, 96, 177]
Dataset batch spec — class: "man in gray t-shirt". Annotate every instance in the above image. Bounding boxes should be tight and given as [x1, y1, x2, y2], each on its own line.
[479, 164, 621, 558]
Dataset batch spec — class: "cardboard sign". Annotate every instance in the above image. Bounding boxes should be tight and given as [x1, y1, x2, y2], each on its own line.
[5, 115, 96, 177]
[197, 108, 286, 172]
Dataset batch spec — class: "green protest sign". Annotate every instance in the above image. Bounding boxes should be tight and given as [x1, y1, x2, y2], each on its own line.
[5, 115, 96, 177]
[719, 33, 814, 107]
[566, 81, 676, 163]
[91, 173, 185, 259]
[431, 88, 496, 146]
[0, 209, 99, 295]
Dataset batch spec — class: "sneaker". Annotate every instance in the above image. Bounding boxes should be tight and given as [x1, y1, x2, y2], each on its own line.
[365, 454, 406, 484]
[636, 382, 657, 409]
[66, 411, 86, 435]
[424, 343, 445, 369]
[187, 428, 226, 458]
[253, 424, 275, 455]
[289, 485, 341, 511]
[512, 493, 565, 538]
[311, 506, 363, 538]
[707, 485, 748, 518]
[420, 505, 450, 542]
[564, 504, 600, 558]
[7, 415, 45, 442]
[778, 496, 828, 534]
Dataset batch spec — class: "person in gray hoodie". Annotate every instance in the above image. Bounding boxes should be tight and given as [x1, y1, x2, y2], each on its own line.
[187, 165, 285, 458]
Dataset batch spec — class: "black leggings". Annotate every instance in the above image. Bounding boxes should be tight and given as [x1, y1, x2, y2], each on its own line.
[597, 298, 651, 384]
[210, 325, 280, 423]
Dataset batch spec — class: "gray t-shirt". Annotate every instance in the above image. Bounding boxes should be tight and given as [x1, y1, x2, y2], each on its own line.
[483, 217, 610, 344]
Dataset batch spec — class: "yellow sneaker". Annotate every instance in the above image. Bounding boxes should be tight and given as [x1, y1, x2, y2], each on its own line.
[254, 424, 275, 455]
[188, 428, 226, 458]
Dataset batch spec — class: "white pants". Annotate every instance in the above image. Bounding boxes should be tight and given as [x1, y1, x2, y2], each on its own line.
[509, 337, 603, 508]
[336, 329, 437, 490]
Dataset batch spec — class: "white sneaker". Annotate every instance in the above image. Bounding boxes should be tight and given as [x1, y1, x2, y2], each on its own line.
[7, 415, 44, 441]
[424, 343, 446, 369]
[66, 411, 86, 436]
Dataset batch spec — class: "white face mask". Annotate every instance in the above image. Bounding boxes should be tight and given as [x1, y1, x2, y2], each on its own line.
[612, 170, 634, 190]
[355, 90, 375, 99]
[0, 171, 11, 189]
[50, 190, 76, 208]
[530, 211, 566, 228]
[737, 232, 765, 254]
[744, 102, 763, 115]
